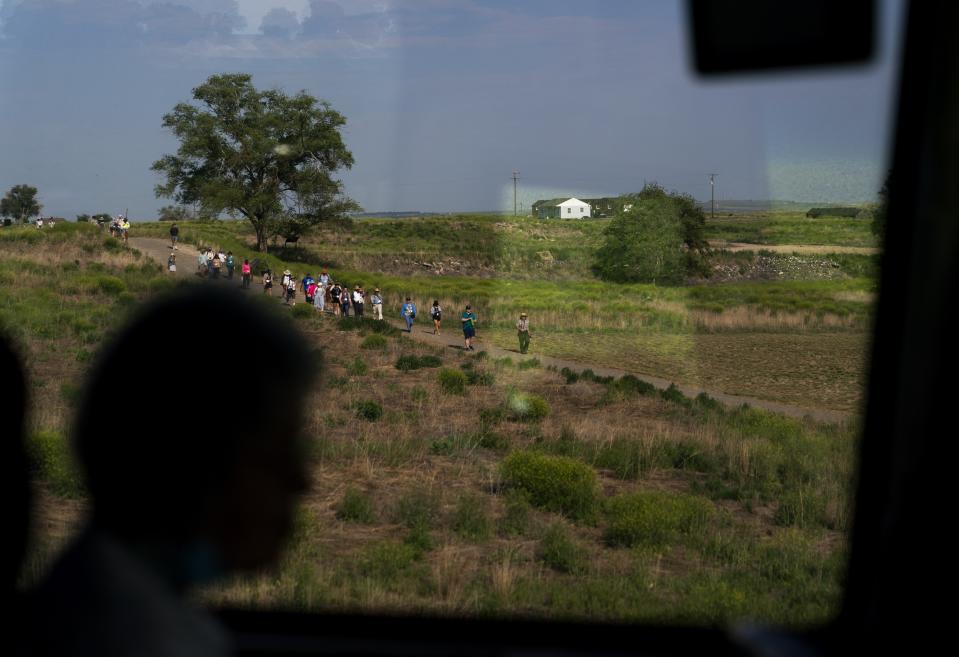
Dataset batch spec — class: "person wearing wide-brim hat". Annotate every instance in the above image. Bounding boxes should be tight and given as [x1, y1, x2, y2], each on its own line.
[352, 284, 365, 317]
[371, 288, 383, 320]
[516, 312, 532, 355]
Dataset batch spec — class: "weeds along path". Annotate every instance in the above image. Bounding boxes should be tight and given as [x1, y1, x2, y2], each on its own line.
[708, 240, 879, 255]
[131, 237, 851, 425]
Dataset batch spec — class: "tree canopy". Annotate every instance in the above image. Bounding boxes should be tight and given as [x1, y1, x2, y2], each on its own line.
[151, 73, 359, 251]
[1, 185, 42, 224]
[593, 184, 708, 284]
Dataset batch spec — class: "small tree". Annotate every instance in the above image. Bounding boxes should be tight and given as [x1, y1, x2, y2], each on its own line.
[1, 185, 42, 224]
[157, 205, 195, 222]
[872, 171, 890, 240]
[152, 73, 359, 251]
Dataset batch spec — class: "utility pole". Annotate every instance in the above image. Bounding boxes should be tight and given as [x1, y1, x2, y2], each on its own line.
[512, 171, 520, 216]
[708, 174, 718, 219]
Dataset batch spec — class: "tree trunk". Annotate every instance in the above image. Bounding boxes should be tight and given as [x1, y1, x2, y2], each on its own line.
[254, 221, 268, 253]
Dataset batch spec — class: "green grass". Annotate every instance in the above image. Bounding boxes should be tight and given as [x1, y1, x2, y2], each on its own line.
[603, 491, 714, 549]
[335, 486, 376, 523]
[702, 211, 877, 247]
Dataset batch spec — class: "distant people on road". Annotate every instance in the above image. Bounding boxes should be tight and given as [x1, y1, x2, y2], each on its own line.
[167, 253, 176, 274]
[431, 300, 442, 335]
[28, 286, 316, 657]
[371, 288, 383, 320]
[353, 286, 364, 317]
[121, 218, 130, 243]
[169, 223, 179, 250]
[212, 253, 222, 279]
[319, 269, 330, 287]
[36, 217, 43, 229]
[284, 272, 297, 306]
[330, 282, 342, 316]
[197, 250, 208, 277]
[305, 280, 317, 306]
[225, 252, 235, 279]
[241, 259, 251, 289]
[281, 269, 292, 292]
[461, 304, 477, 351]
[263, 269, 273, 295]
[402, 297, 417, 332]
[301, 272, 315, 299]
[313, 281, 325, 312]
[517, 312, 532, 354]
[340, 285, 351, 317]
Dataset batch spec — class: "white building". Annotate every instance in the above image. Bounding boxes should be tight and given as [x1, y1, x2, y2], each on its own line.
[533, 197, 591, 219]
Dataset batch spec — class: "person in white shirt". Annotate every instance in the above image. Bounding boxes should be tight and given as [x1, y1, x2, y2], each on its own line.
[371, 288, 383, 320]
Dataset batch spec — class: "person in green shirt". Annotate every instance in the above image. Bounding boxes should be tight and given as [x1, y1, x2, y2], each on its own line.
[461, 304, 477, 351]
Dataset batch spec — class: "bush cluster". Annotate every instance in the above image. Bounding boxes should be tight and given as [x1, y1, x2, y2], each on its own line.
[501, 450, 598, 522]
[604, 490, 714, 548]
[336, 486, 376, 523]
[438, 368, 467, 395]
[352, 399, 382, 421]
[360, 334, 388, 350]
[506, 391, 550, 422]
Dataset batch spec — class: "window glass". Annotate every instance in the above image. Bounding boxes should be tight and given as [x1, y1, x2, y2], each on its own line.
[2, 0, 901, 629]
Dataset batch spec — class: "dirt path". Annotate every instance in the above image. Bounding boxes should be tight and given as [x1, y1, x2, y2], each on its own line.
[709, 240, 878, 255]
[131, 237, 852, 425]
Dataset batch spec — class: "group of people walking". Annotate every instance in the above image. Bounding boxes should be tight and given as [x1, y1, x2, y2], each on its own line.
[165, 223, 534, 353]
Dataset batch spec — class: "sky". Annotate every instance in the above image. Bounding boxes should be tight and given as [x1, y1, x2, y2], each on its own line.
[0, 0, 903, 218]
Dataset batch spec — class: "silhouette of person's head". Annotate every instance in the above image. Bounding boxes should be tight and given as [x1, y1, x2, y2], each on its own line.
[1, 334, 29, 596]
[74, 286, 317, 584]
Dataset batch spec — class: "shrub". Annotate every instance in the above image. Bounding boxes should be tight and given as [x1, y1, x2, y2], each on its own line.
[360, 334, 388, 350]
[102, 237, 121, 252]
[507, 391, 550, 422]
[537, 523, 587, 574]
[661, 383, 692, 407]
[451, 492, 492, 541]
[518, 358, 541, 370]
[438, 368, 467, 395]
[96, 276, 126, 296]
[479, 431, 510, 451]
[499, 490, 532, 536]
[561, 367, 580, 384]
[336, 486, 376, 523]
[604, 491, 714, 548]
[465, 368, 495, 386]
[338, 316, 401, 336]
[501, 450, 598, 522]
[291, 303, 314, 319]
[346, 357, 368, 376]
[352, 399, 382, 421]
[357, 541, 419, 580]
[479, 407, 505, 428]
[395, 354, 443, 371]
[410, 386, 428, 403]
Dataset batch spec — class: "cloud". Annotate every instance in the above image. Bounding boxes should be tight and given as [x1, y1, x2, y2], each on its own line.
[260, 7, 300, 39]
[0, 0, 245, 46]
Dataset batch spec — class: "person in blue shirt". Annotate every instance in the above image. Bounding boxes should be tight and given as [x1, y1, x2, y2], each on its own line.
[461, 304, 477, 350]
[401, 297, 417, 332]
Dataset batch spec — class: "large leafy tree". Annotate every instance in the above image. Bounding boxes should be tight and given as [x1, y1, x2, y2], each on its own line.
[594, 184, 709, 284]
[593, 198, 687, 284]
[152, 73, 359, 251]
[0, 185, 42, 224]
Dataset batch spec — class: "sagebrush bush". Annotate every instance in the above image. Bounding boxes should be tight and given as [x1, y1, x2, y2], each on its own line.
[360, 334, 388, 350]
[338, 316, 401, 336]
[538, 523, 587, 574]
[518, 358, 540, 370]
[499, 490, 532, 536]
[661, 383, 691, 407]
[438, 368, 467, 395]
[95, 275, 125, 296]
[604, 490, 713, 548]
[501, 450, 598, 522]
[335, 486, 376, 523]
[346, 357, 368, 376]
[507, 391, 550, 422]
[451, 492, 492, 541]
[352, 399, 382, 421]
[465, 368, 495, 386]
